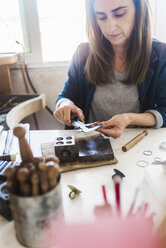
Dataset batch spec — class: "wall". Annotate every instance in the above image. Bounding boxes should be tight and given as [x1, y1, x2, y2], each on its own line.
[10, 64, 69, 130]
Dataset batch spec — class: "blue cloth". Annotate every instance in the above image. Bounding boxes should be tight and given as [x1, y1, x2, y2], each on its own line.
[57, 40, 166, 126]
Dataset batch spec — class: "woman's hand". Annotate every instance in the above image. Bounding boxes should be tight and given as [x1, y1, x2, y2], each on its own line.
[97, 114, 130, 138]
[54, 100, 84, 126]
[98, 112, 156, 138]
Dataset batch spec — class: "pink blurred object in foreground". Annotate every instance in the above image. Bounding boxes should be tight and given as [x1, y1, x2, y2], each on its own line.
[57, 216, 158, 248]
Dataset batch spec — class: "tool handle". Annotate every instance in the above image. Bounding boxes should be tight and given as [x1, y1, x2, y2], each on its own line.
[19, 123, 30, 144]
[122, 130, 148, 152]
[31, 173, 39, 196]
[13, 126, 34, 163]
[47, 166, 59, 190]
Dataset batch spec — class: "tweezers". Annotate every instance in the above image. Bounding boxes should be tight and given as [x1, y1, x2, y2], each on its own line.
[72, 120, 102, 133]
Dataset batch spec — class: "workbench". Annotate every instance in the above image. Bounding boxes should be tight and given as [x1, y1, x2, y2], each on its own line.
[0, 128, 166, 247]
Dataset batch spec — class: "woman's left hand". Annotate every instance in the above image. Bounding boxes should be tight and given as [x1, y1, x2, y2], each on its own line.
[97, 114, 130, 139]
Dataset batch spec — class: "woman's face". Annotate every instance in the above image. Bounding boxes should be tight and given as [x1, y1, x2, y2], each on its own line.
[93, 0, 136, 48]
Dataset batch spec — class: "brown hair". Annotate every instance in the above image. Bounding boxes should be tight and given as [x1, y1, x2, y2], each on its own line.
[85, 0, 152, 85]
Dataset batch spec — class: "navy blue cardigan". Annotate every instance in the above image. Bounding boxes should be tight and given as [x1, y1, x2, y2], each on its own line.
[57, 40, 166, 126]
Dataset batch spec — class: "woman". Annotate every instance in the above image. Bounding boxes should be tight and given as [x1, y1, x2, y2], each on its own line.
[54, 0, 166, 138]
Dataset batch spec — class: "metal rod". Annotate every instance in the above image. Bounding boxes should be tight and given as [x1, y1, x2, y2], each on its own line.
[3, 129, 13, 155]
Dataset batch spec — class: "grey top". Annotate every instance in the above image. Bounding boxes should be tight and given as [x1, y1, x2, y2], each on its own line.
[89, 70, 140, 122]
[88, 70, 163, 128]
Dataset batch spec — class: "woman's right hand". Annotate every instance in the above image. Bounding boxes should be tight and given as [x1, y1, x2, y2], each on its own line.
[53, 100, 84, 126]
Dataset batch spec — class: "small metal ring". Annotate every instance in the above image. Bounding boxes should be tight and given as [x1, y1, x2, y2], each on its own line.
[154, 157, 161, 162]
[69, 190, 77, 200]
[159, 142, 166, 151]
[143, 150, 152, 156]
[136, 160, 149, 168]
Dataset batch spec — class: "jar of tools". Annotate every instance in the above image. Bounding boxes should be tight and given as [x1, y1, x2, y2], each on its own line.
[5, 126, 63, 248]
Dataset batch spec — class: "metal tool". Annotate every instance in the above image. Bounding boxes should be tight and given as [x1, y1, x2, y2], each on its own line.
[3, 129, 13, 155]
[0, 181, 12, 221]
[72, 120, 102, 133]
[0, 97, 17, 113]
[0, 161, 13, 175]
[0, 125, 3, 136]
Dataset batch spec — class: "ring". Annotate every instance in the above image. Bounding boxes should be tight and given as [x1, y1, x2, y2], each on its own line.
[159, 142, 166, 151]
[143, 150, 152, 156]
[136, 160, 149, 168]
[68, 185, 81, 200]
[69, 190, 77, 199]
[154, 157, 161, 162]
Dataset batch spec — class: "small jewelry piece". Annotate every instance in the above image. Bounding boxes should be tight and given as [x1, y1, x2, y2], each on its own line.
[68, 185, 82, 200]
[152, 160, 166, 165]
[143, 150, 152, 156]
[154, 157, 161, 163]
[136, 160, 149, 168]
[159, 142, 166, 151]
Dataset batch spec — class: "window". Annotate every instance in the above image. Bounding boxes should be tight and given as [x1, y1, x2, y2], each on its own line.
[0, 0, 23, 53]
[37, 0, 87, 62]
[151, 0, 166, 43]
[0, 0, 166, 64]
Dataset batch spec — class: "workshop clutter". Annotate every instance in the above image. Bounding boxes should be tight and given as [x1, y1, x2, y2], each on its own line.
[54, 135, 114, 163]
[5, 157, 60, 196]
[5, 126, 63, 248]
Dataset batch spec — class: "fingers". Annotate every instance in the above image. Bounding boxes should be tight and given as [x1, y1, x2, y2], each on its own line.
[54, 108, 67, 125]
[101, 119, 115, 128]
[54, 105, 84, 126]
[97, 122, 123, 139]
[98, 126, 122, 139]
[72, 107, 84, 122]
[54, 106, 72, 126]
[64, 107, 73, 126]
[97, 115, 125, 138]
